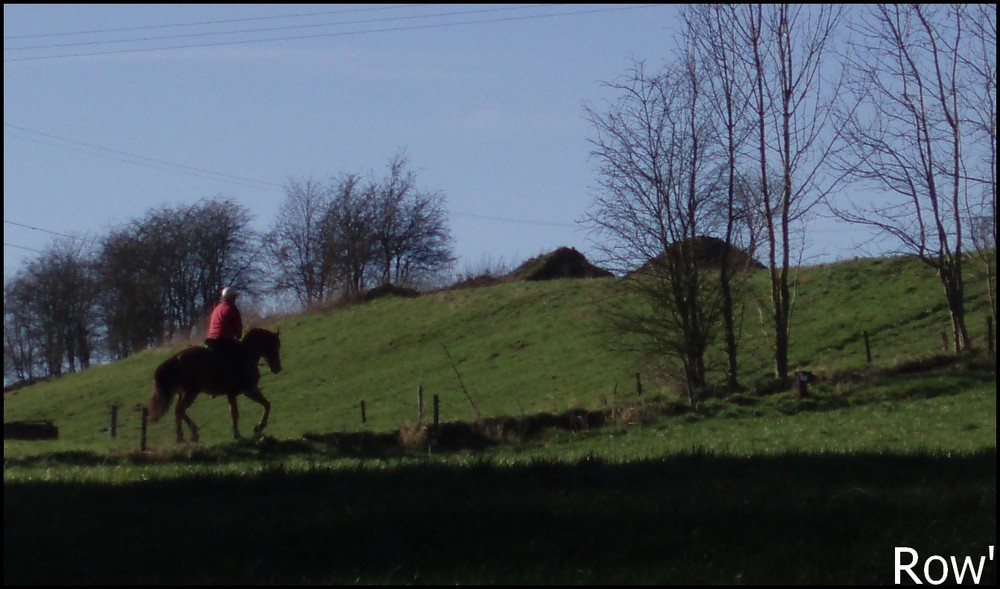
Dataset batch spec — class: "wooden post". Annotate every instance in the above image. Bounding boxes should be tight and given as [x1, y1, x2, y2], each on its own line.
[863, 331, 872, 366]
[433, 394, 440, 429]
[796, 372, 807, 397]
[360, 400, 367, 425]
[635, 372, 642, 396]
[109, 403, 121, 437]
[140, 407, 148, 452]
[418, 384, 424, 423]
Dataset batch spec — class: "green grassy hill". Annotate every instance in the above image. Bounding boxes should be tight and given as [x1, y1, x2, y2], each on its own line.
[3, 252, 996, 455]
[4, 252, 996, 585]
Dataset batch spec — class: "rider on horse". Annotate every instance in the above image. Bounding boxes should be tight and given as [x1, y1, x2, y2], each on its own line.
[205, 286, 255, 394]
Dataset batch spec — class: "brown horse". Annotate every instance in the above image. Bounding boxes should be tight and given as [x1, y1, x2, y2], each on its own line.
[148, 328, 282, 442]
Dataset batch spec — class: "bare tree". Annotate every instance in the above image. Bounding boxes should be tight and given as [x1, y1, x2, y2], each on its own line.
[267, 176, 338, 307]
[97, 197, 259, 355]
[390, 186, 455, 286]
[961, 4, 997, 331]
[98, 226, 168, 358]
[833, 4, 995, 352]
[732, 3, 847, 380]
[3, 239, 99, 378]
[585, 56, 726, 405]
[370, 152, 455, 288]
[142, 199, 258, 339]
[325, 173, 377, 297]
[683, 4, 760, 390]
[4, 277, 41, 382]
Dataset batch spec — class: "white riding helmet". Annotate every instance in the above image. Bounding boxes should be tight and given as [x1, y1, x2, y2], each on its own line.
[221, 286, 238, 301]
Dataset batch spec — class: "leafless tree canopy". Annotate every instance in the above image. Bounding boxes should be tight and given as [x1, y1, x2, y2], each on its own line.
[585, 4, 848, 393]
[833, 4, 997, 351]
[267, 152, 455, 304]
[585, 55, 732, 402]
[4, 148, 456, 381]
[267, 175, 340, 307]
[99, 198, 260, 357]
[4, 240, 98, 379]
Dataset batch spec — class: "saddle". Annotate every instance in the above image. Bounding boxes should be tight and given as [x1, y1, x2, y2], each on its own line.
[205, 339, 251, 388]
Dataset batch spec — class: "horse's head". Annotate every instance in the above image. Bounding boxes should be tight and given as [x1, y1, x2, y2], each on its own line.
[244, 328, 282, 375]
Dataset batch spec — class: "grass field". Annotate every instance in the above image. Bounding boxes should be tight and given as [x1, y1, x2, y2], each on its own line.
[4, 253, 997, 584]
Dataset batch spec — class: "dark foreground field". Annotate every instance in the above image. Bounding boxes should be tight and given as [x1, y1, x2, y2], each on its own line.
[4, 449, 996, 585]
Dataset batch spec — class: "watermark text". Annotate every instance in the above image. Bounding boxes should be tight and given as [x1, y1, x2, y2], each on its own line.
[895, 545, 994, 584]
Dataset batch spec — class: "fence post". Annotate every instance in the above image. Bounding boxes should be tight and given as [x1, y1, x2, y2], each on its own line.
[109, 403, 121, 437]
[863, 331, 872, 366]
[418, 384, 424, 423]
[140, 407, 148, 452]
[360, 400, 367, 426]
[797, 371, 812, 398]
[433, 394, 440, 429]
[635, 372, 642, 396]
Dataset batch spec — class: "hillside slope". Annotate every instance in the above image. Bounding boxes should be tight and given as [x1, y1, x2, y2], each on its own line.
[3, 254, 995, 450]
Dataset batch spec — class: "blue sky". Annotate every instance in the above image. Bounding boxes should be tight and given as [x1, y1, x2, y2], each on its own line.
[4, 4, 875, 281]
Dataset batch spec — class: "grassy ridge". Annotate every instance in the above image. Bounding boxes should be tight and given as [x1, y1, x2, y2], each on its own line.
[3, 254, 994, 453]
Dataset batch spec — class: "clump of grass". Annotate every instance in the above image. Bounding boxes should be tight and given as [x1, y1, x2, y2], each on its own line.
[397, 422, 430, 449]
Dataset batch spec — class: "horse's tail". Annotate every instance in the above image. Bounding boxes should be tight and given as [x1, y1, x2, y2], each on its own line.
[148, 359, 179, 422]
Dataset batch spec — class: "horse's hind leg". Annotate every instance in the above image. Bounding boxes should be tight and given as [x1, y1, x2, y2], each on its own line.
[227, 394, 243, 440]
[174, 392, 200, 443]
[243, 388, 271, 437]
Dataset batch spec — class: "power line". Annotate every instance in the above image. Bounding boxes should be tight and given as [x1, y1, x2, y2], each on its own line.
[4, 5, 666, 63]
[4, 124, 283, 190]
[5, 125, 586, 233]
[5, 123, 588, 231]
[5, 5, 556, 52]
[4, 219, 83, 241]
[4, 242, 45, 254]
[3, 5, 413, 40]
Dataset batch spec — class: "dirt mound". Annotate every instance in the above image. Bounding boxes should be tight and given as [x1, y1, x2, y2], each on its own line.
[363, 283, 420, 302]
[443, 273, 504, 292]
[511, 247, 613, 281]
[673, 236, 763, 269]
[634, 236, 764, 275]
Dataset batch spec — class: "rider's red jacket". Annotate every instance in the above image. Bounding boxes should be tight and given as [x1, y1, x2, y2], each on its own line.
[207, 300, 243, 341]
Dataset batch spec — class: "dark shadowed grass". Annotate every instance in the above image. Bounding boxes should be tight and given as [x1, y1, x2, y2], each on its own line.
[4, 375, 995, 584]
[4, 451, 995, 585]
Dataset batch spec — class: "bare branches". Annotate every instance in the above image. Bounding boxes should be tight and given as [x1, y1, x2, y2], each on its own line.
[832, 4, 996, 351]
[268, 153, 455, 304]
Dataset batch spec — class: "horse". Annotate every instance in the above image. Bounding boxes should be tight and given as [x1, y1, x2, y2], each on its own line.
[148, 327, 282, 443]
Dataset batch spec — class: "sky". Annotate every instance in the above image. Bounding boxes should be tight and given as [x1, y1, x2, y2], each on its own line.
[4, 3, 880, 284]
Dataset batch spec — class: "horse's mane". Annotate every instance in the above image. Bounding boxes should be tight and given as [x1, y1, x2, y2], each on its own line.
[242, 327, 279, 346]
[243, 327, 273, 338]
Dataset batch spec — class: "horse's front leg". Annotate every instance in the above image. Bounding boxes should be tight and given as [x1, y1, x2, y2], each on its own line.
[243, 388, 271, 436]
[227, 394, 242, 440]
